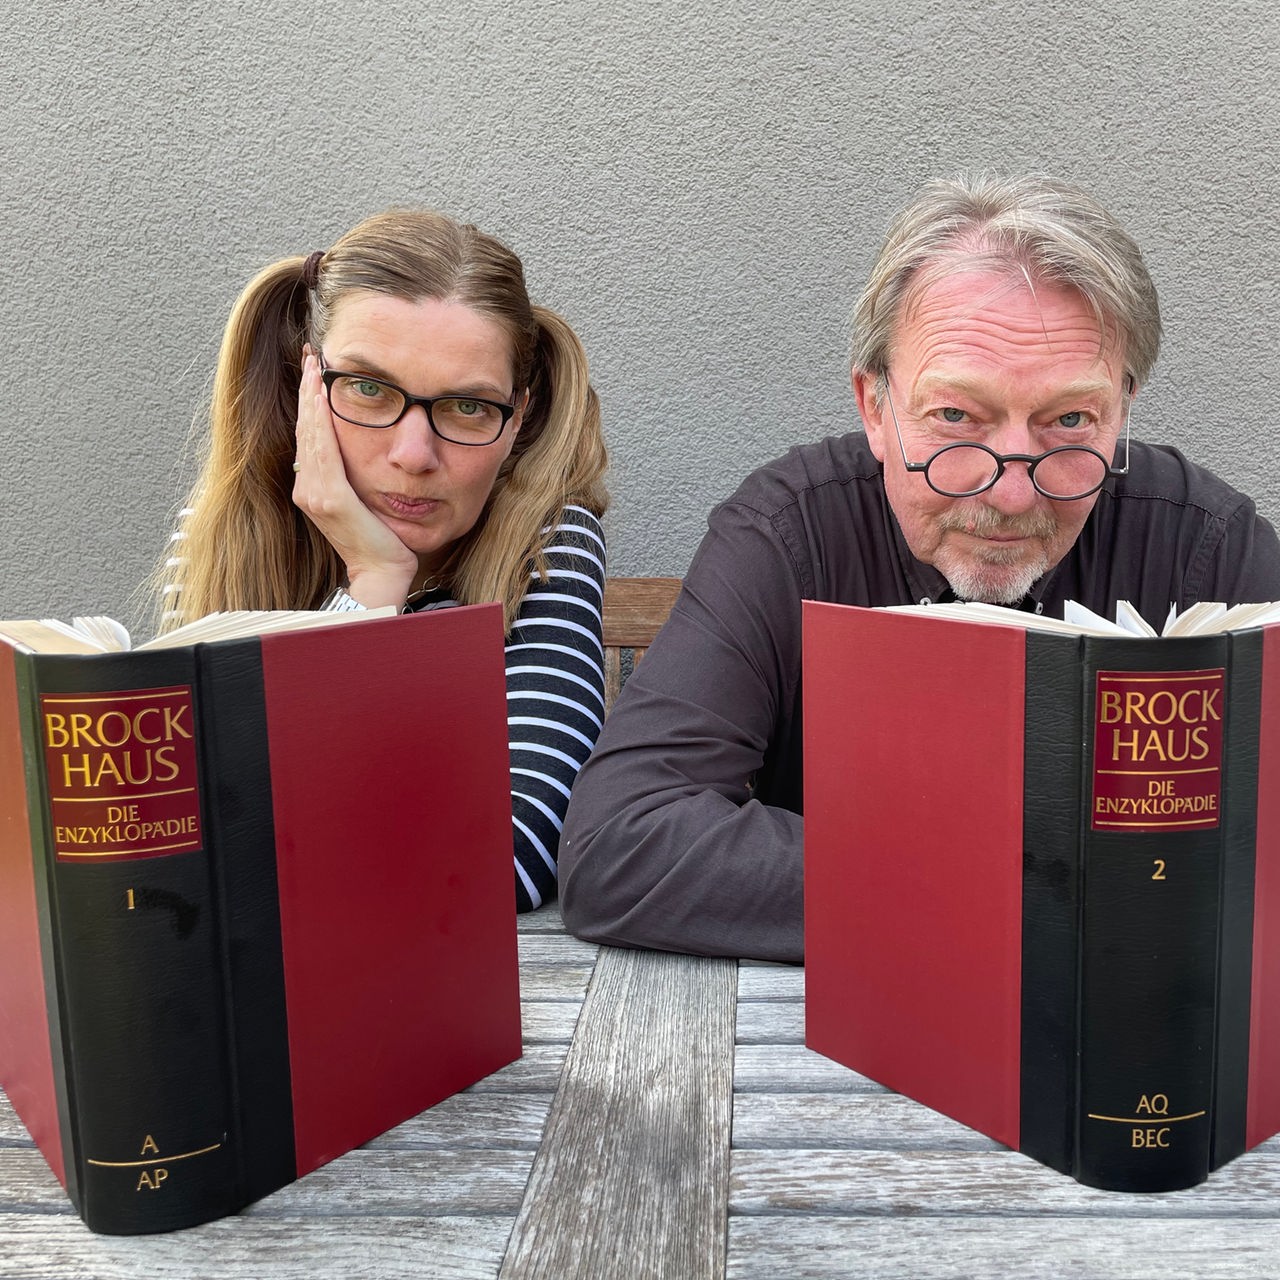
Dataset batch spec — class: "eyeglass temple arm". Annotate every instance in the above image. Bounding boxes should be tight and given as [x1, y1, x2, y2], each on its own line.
[881, 379, 928, 472]
[1110, 376, 1135, 476]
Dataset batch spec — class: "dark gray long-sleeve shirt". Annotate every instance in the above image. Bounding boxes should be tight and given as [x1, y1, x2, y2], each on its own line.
[559, 433, 1280, 962]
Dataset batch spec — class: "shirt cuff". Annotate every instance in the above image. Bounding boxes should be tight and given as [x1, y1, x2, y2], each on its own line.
[320, 587, 367, 613]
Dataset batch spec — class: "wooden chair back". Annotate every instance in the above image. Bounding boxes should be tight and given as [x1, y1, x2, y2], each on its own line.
[601, 577, 682, 712]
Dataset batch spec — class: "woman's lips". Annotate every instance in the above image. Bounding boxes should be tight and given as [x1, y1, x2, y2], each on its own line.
[381, 492, 441, 518]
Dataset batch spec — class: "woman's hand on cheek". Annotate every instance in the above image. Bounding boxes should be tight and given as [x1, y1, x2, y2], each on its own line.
[293, 350, 419, 607]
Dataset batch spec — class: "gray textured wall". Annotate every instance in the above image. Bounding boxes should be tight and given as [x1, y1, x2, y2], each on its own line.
[3, 0, 1278, 634]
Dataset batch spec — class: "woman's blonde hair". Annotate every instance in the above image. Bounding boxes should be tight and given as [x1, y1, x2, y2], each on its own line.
[158, 210, 607, 631]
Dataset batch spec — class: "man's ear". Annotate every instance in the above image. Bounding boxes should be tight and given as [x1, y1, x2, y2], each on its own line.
[853, 369, 888, 463]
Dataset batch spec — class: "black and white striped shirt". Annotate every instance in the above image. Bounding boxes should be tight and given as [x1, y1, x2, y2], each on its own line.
[409, 505, 607, 910]
[499, 506, 606, 910]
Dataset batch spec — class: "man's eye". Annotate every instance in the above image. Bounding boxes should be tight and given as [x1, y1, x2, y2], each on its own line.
[1058, 411, 1084, 428]
[940, 407, 966, 423]
[454, 399, 481, 416]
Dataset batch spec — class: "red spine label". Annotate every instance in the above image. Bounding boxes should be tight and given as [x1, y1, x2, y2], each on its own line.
[40, 686, 203, 861]
[1091, 667, 1225, 832]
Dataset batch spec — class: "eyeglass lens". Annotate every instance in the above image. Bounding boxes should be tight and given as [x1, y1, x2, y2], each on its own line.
[926, 444, 1107, 500]
[327, 374, 507, 443]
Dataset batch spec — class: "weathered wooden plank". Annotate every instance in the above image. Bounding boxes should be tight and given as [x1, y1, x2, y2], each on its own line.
[499, 946, 737, 1280]
[730, 1145, 1280, 1216]
[734, 1044, 882, 1094]
[0, 1149, 66, 1213]
[517, 934, 600, 966]
[518, 902, 565, 933]
[727, 1216, 1280, 1279]
[245, 1148, 535, 1217]
[0, 1092, 29, 1146]
[0, 1215, 513, 1280]
[603, 646, 624, 714]
[366, 1093, 551, 1150]
[736, 966, 803, 1000]
[733, 1093, 1000, 1151]
[602, 577, 682, 647]
[736, 1000, 805, 1044]
[518, 962, 596, 1001]
[464, 1044, 568, 1094]
[521, 1001, 583, 1044]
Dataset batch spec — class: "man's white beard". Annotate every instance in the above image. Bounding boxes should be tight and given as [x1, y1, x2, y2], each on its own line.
[933, 504, 1057, 605]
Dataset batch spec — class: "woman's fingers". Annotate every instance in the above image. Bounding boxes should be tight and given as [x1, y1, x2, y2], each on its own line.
[291, 352, 418, 604]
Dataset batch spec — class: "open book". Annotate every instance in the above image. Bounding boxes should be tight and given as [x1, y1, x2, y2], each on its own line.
[0, 607, 397, 655]
[803, 593, 1280, 1194]
[0, 600, 520, 1233]
[883, 598, 1280, 638]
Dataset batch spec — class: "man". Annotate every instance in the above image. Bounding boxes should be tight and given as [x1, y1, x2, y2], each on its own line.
[558, 174, 1280, 963]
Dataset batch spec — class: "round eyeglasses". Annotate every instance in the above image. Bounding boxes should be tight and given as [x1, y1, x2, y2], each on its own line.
[319, 355, 517, 446]
[882, 382, 1131, 501]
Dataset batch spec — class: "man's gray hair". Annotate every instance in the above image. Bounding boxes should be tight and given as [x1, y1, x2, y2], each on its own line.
[850, 174, 1162, 387]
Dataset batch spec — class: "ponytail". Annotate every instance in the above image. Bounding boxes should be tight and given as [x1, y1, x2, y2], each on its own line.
[154, 257, 341, 628]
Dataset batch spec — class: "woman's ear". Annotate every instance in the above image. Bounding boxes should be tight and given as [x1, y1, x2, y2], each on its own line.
[511, 389, 530, 437]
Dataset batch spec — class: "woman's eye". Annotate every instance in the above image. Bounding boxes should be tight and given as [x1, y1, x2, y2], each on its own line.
[351, 379, 387, 400]
[1058, 411, 1084, 428]
[940, 407, 966, 423]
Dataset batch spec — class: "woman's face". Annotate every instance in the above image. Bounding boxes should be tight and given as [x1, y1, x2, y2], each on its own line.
[319, 292, 523, 577]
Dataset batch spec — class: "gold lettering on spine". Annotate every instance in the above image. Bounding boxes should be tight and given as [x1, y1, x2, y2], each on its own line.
[1092, 669, 1225, 833]
[87, 1139, 223, 1169]
[40, 686, 205, 861]
[1089, 1091, 1205, 1152]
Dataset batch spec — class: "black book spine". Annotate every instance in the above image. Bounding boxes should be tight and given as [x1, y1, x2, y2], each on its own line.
[28, 648, 243, 1233]
[1022, 631, 1240, 1191]
[1019, 630, 1085, 1177]
[1027, 632, 1231, 1191]
[195, 638, 295, 1205]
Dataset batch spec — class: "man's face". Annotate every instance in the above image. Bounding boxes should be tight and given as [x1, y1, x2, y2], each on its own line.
[855, 270, 1130, 604]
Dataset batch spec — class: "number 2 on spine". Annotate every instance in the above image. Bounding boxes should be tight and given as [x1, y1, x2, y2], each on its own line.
[1152, 860, 1166, 881]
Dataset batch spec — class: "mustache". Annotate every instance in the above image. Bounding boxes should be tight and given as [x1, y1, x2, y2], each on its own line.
[936, 504, 1058, 540]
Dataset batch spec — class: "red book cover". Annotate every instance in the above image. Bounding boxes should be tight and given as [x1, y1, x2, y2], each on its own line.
[803, 602, 1026, 1149]
[803, 601, 1280, 1192]
[0, 604, 520, 1233]
[0, 643, 66, 1189]
[1249, 624, 1280, 1147]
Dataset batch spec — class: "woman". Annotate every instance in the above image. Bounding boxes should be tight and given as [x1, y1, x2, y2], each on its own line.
[159, 210, 609, 911]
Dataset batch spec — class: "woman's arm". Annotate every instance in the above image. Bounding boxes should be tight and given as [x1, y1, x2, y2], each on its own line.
[504, 505, 607, 910]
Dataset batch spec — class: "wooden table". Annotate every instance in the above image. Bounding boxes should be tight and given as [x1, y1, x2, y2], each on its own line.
[4, 905, 1280, 1279]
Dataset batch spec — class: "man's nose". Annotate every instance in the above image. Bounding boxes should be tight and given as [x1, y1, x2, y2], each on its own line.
[985, 457, 1041, 514]
[984, 426, 1043, 513]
